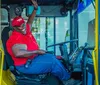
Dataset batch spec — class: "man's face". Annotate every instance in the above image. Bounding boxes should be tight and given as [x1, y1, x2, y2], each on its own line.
[15, 23, 26, 34]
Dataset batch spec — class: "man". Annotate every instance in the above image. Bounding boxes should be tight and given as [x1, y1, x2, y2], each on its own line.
[6, 0, 70, 81]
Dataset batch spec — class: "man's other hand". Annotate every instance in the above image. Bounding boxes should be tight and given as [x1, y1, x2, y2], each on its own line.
[36, 49, 46, 55]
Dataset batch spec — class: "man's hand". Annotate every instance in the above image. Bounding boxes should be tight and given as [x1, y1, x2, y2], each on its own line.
[31, 0, 38, 10]
[36, 49, 46, 55]
[27, 0, 38, 24]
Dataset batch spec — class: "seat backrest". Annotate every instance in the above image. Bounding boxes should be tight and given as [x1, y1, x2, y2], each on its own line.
[1, 27, 64, 85]
[1, 27, 14, 70]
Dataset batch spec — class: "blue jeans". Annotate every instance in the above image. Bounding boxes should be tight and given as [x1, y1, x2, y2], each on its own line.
[16, 53, 70, 80]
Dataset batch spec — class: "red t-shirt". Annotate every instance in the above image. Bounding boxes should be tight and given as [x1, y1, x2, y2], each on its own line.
[6, 23, 39, 66]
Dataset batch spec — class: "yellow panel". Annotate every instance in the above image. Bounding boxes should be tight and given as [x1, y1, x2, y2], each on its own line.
[0, 48, 16, 85]
[1, 70, 16, 85]
[0, 40, 3, 49]
[1, 80, 7, 85]
[0, 48, 4, 85]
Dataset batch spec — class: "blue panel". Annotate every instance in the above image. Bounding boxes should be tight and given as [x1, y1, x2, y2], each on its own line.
[27, 6, 41, 16]
[77, 0, 92, 14]
[87, 72, 92, 85]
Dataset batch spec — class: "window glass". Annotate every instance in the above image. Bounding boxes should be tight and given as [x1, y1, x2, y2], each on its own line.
[0, 8, 8, 49]
[32, 17, 46, 50]
[1, 8, 8, 22]
[47, 18, 54, 52]
[56, 13, 70, 55]
[78, 4, 95, 47]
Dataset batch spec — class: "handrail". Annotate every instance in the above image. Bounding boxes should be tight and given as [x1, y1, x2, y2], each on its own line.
[47, 39, 78, 47]
[0, 48, 4, 85]
[94, 0, 99, 84]
[92, 50, 98, 85]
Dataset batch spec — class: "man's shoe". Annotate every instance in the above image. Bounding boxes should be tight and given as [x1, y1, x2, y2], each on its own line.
[64, 78, 81, 85]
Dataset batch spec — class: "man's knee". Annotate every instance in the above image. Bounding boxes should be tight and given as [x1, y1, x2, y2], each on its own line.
[43, 53, 55, 58]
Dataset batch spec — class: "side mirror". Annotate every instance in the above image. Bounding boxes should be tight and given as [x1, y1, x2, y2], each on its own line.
[60, 7, 68, 16]
[14, 6, 23, 16]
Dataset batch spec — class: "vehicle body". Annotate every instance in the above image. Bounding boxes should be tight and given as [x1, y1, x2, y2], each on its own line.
[0, 0, 99, 85]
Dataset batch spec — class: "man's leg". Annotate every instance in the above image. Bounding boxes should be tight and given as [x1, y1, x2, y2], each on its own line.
[16, 53, 70, 80]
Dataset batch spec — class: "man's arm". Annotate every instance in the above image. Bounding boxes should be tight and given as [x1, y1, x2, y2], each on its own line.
[12, 44, 46, 57]
[27, 0, 38, 25]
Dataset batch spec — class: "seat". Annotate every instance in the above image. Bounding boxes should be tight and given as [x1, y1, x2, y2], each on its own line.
[1, 27, 63, 85]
